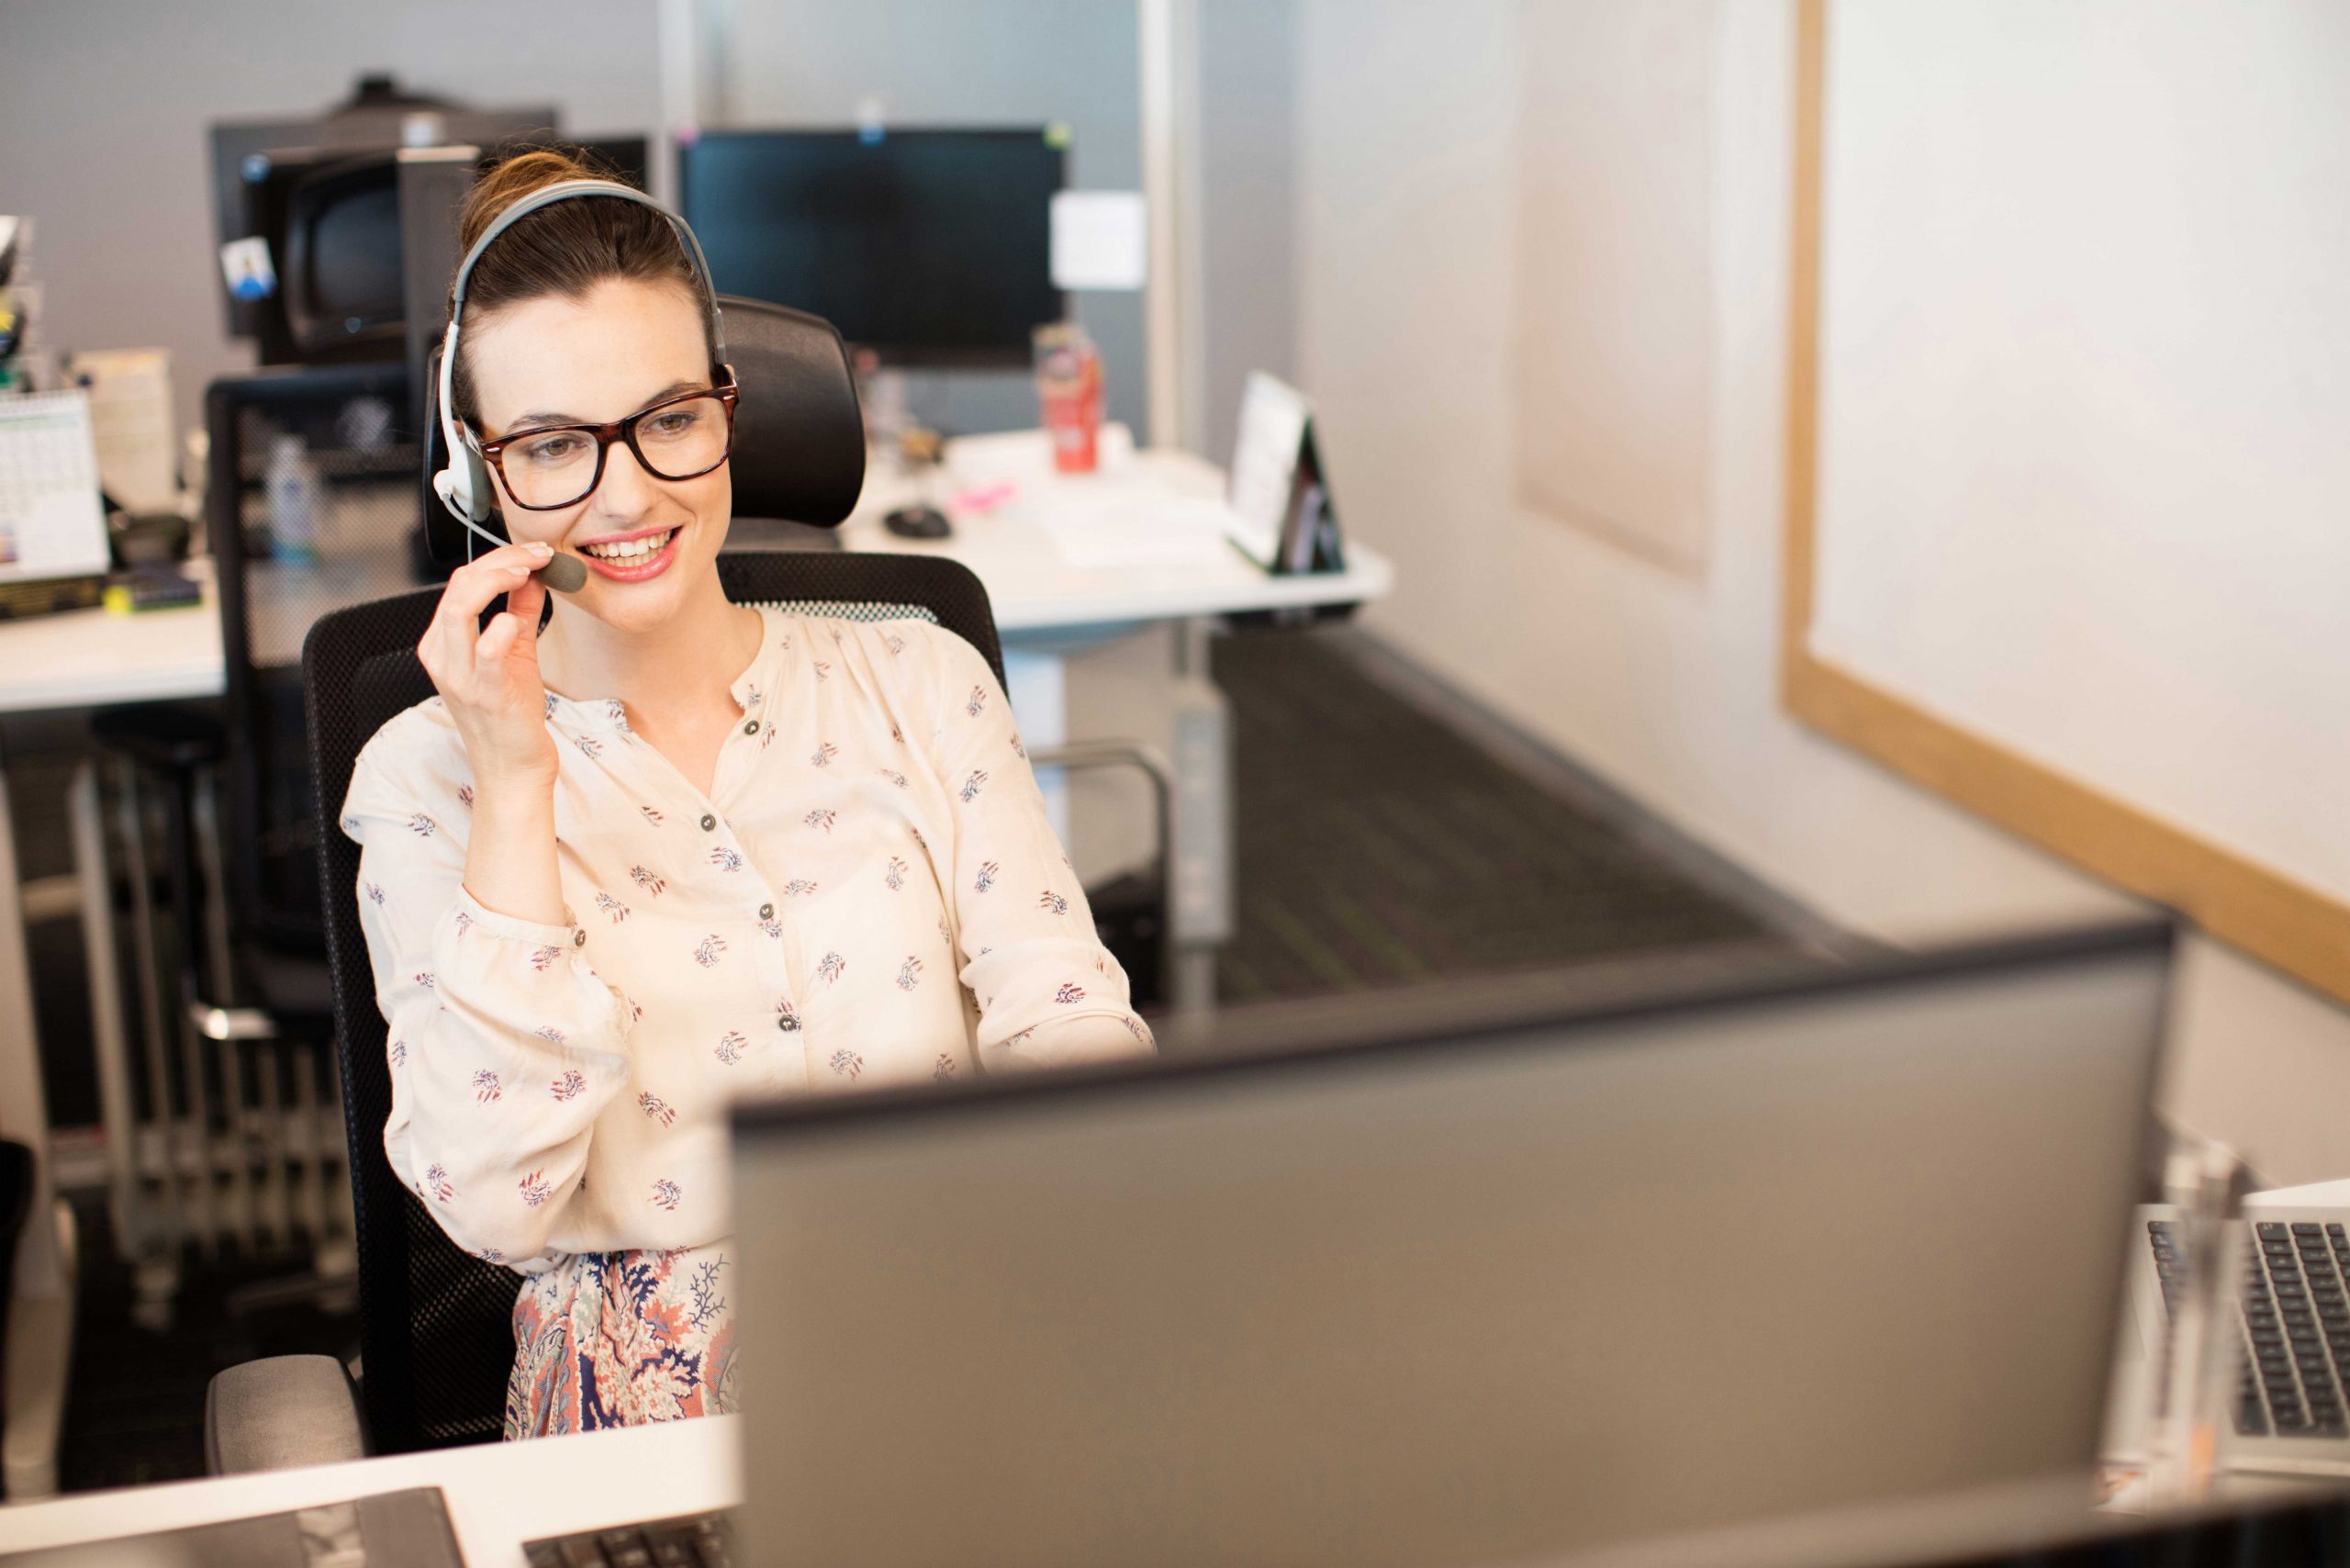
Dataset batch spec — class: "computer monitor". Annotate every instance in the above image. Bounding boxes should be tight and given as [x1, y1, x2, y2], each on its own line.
[677, 128, 1067, 368]
[570, 135, 651, 194]
[260, 150, 406, 363]
[209, 100, 560, 363]
[733, 922, 2173, 1568]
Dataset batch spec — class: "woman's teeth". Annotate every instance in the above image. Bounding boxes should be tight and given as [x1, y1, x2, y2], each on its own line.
[581, 529, 676, 562]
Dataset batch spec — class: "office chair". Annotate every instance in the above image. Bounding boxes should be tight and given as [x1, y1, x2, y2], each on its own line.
[207, 299, 1024, 1465]
[76, 362, 414, 1315]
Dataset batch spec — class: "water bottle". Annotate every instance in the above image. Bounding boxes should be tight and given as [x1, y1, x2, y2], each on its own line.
[266, 432, 321, 563]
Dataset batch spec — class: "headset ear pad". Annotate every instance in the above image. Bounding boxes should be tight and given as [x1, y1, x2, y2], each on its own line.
[421, 343, 506, 561]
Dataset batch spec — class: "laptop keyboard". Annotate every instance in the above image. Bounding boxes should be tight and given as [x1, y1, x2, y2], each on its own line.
[523, 1510, 732, 1568]
[2149, 1217, 2350, 1439]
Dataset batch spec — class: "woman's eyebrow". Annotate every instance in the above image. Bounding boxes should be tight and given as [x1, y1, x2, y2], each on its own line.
[508, 381, 707, 431]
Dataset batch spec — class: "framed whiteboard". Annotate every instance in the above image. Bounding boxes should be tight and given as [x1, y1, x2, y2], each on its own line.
[1782, 0, 2350, 1003]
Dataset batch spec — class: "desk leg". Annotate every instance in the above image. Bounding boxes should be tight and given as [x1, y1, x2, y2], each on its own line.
[0, 750, 77, 1500]
[1002, 649, 1072, 848]
[68, 764, 139, 1260]
[1169, 617, 1227, 1017]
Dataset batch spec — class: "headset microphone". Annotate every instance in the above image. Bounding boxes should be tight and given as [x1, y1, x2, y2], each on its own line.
[444, 499, 588, 593]
[525, 545, 588, 594]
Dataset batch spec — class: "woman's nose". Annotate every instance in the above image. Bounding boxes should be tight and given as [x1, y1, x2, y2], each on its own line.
[591, 441, 664, 521]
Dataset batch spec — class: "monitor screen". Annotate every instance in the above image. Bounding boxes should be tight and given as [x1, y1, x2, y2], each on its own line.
[678, 128, 1067, 367]
[566, 135, 650, 192]
[285, 160, 405, 354]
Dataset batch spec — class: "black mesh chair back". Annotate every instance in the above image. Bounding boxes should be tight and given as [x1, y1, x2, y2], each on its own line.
[305, 551, 1004, 1451]
[208, 361, 423, 963]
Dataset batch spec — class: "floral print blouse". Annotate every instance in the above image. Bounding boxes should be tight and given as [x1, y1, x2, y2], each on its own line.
[341, 606, 1155, 1276]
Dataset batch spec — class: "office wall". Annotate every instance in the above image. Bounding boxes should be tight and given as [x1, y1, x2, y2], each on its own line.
[1293, 0, 2350, 1184]
[0, 0, 662, 442]
[1195, 0, 1299, 465]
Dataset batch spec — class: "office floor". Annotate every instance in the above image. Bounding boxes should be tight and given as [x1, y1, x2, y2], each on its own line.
[40, 622, 1804, 1492]
[1208, 625, 1785, 1001]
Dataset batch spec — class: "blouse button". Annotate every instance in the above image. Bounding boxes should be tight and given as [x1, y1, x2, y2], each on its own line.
[699, 812, 717, 831]
[776, 1014, 800, 1033]
[757, 902, 775, 921]
[743, 720, 759, 735]
[571, 929, 586, 947]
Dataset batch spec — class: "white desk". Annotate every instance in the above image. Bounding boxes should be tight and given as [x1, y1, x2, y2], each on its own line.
[0, 1417, 738, 1564]
[0, 445, 1390, 1500]
[834, 440, 1393, 633]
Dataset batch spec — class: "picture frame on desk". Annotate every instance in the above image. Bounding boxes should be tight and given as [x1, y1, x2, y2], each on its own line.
[1225, 371, 1347, 578]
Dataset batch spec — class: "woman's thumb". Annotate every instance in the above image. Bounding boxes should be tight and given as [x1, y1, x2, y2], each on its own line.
[476, 610, 521, 666]
[508, 571, 546, 633]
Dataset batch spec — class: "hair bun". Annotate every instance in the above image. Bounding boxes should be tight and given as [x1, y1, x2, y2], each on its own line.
[458, 146, 610, 254]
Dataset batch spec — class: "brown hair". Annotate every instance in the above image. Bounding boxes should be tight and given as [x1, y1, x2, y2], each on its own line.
[448, 146, 716, 426]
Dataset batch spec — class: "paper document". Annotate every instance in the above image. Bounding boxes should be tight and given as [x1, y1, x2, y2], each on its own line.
[1035, 492, 1237, 569]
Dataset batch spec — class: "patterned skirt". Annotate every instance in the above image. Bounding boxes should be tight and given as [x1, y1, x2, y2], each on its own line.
[505, 1240, 739, 1439]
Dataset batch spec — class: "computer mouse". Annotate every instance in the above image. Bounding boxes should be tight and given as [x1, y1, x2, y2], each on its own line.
[883, 504, 953, 541]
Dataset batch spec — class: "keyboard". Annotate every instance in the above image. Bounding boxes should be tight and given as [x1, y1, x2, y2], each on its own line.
[2146, 1215, 2350, 1442]
[523, 1510, 732, 1568]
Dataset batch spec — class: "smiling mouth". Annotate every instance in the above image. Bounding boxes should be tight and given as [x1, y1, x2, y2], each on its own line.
[579, 527, 678, 562]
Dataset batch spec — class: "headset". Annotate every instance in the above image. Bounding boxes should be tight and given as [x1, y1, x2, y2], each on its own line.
[432, 178, 730, 585]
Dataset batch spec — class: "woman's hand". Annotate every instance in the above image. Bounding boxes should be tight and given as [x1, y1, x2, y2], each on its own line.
[418, 542, 560, 798]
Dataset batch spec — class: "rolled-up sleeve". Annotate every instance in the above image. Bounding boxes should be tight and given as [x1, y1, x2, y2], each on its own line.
[915, 625, 1156, 1073]
[342, 715, 633, 1268]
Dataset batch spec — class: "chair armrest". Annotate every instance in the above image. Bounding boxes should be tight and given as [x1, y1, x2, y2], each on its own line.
[188, 1000, 281, 1042]
[205, 1354, 367, 1473]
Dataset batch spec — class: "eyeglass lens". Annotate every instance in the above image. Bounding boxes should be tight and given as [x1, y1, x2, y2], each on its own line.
[501, 395, 730, 509]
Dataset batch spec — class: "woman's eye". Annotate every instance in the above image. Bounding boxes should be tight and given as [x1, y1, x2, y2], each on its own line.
[519, 433, 586, 465]
[648, 409, 701, 438]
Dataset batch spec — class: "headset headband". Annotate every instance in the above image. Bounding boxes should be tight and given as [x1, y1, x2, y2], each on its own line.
[446, 179, 727, 357]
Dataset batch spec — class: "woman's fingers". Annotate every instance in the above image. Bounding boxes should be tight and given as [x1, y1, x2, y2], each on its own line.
[475, 609, 523, 666]
[422, 568, 526, 685]
[506, 568, 547, 641]
[421, 544, 554, 676]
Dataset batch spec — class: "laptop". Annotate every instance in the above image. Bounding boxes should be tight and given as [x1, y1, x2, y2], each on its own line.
[2107, 1198, 2350, 1481]
[725, 921, 2172, 1568]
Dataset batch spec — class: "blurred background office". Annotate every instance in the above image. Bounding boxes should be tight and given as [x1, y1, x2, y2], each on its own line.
[4, 0, 2349, 1520]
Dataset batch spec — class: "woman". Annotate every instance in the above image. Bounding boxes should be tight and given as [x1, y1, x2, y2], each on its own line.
[341, 149, 1154, 1439]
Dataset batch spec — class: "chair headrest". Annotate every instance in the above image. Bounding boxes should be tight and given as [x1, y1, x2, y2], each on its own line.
[718, 295, 865, 529]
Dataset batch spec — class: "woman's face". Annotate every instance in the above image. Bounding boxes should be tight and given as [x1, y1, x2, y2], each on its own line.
[468, 276, 733, 635]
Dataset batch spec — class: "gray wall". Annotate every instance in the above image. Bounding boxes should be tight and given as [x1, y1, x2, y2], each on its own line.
[1196, 0, 1298, 465]
[1, 0, 1296, 462]
[0, 0, 663, 442]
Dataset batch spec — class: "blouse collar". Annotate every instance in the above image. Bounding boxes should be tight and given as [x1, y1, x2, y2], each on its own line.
[543, 606, 796, 733]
